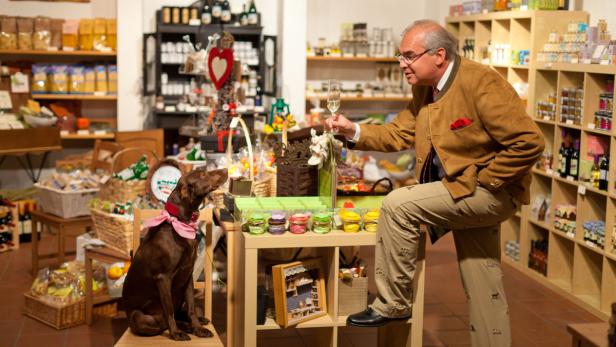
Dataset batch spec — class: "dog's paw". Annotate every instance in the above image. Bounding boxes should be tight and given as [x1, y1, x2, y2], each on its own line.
[170, 331, 191, 341]
[198, 316, 210, 325]
[176, 321, 194, 333]
[194, 326, 214, 338]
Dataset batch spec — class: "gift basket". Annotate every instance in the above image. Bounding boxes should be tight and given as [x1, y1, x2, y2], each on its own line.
[35, 169, 104, 218]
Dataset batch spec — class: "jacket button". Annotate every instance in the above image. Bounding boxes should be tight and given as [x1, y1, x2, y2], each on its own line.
[427, 135, 431, 140]
[417, 158, 423, 164]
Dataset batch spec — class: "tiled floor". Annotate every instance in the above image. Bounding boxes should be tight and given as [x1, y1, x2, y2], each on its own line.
[0, 231, 604, 347]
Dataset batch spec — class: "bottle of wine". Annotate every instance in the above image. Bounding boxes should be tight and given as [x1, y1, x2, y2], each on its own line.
[201, 0, 212, 25]
[569, 139, 579, 180]
[211, 0, 222, 24]
[240, 4, 248, 26]
[221, 0, 231, 24]
[591, 155, 601, 188]
[558, 139, 569, 178]
[248, 0, 258, 25]
[599, 155, 609, 190]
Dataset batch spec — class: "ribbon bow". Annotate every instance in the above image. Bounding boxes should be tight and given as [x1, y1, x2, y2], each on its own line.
[143, 203, 199, 239]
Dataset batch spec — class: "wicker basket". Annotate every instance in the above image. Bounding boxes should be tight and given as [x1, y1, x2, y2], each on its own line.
[276, 164, 318, 196]
[23, 293, 86, 329]
[34, 184, 99, 218]
[90, 208, 133, 256]
[97, 147, 158, 203]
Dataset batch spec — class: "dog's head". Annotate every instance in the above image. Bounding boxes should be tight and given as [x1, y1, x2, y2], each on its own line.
[169, 167, 228, 212]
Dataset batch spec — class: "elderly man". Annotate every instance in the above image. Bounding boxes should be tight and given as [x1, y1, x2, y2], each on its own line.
[326, 20, 544, 346]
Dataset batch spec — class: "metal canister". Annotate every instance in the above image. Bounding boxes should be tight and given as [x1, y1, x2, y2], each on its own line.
[162, 7, 171, 24]
[181, 7, 190, 24]
[172, 7, 180, 24]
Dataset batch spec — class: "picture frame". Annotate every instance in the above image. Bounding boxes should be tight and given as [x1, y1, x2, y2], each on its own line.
[272, 258, 327, 327]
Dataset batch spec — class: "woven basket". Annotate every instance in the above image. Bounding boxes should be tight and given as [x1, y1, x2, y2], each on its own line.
[276, 164, 318, 196]
[23, 293, 86, 329]
[90, 208, 133, 256]
[97, 147, 158, 203]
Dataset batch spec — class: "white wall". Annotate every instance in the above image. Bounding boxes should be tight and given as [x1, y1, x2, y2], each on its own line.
[0, 0, 115, 18]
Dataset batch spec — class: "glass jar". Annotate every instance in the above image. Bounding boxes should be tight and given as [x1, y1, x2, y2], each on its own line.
[268, 212, 286, 235]
[247, 213, 266, 235]
[289, 213, 310, 234]
[340, 209, 361, 233]
[312, 212, 332, 234]
[363, 209, 380, 233]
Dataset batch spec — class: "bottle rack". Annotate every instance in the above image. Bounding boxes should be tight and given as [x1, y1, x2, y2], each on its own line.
[448, 10, 616, 319]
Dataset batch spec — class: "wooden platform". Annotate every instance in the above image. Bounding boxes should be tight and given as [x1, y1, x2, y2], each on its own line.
[115, 325, 223, 346]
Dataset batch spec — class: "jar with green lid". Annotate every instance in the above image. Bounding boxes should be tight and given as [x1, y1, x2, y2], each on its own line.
[247, 213, 267, 235]
[313, 212, 332, 234]
[340, 209, 361, 233]
[363, 209, 380, 233]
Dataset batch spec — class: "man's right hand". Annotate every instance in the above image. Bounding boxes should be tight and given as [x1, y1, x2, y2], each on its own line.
[324, 113, 356, 139]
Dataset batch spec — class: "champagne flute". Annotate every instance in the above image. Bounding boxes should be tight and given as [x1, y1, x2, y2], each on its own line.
[327, 79, 341, 133]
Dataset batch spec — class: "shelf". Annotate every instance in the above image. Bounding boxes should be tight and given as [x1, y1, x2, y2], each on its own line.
[553, 174, 579, 187]
[577, 239, 605, 256]
[60, 133, 115, 140]
[578, 183, 609, 197]
[157, 23, 262, 36]
[0, 49, 116, 57]
[552, 228, 576, 242]
[256, 315, 341, 330]
[242, 229, 377, 249]
[445, 10, 540, 23]
[606, 251, 616, 262]
[583, 127, 612, 137]
[576, 294, 601, 309]
[556, 122, 582, 130]
[529, 218, 551, 231]
[550, 278, 572, 293]
[534, 117, 556, 125]
[490, 63, 529, 69]
[305, 96, 410, 102]
[538, 62, 616, 74]
[514, 211, 521, 218]
[531, 167, 554, 179]
[31, 94, 117, 101]
[307, 56, 398, 63]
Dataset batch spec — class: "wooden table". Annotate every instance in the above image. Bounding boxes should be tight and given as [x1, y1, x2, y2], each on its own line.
[30, 210, 92, 276]
[85, 246, 129, 325]
[0, 128, 62, 183]
[567, 323, 610, 347]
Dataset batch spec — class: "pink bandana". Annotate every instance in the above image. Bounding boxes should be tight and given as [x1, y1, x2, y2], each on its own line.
[142, 203, 199, 239]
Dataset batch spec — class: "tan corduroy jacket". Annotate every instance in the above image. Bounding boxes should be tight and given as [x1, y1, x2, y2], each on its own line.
[354, 56, 545, 204]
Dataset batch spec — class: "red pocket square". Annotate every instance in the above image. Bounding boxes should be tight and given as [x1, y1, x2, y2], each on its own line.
[450, 117, 473, 130]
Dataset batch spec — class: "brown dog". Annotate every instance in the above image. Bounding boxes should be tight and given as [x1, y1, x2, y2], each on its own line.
[122, 167, 227, 341]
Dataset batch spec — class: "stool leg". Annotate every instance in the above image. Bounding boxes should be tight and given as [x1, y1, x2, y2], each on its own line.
[86, 252, 93, 325]
[31, 219, 39, 277]
[58, 225, 65, 265]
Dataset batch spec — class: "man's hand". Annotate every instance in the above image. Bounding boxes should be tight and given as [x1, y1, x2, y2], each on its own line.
[324, 113, 356, 139]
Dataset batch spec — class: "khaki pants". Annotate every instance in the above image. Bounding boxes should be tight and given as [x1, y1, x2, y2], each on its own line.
[370, 181, 518, 347]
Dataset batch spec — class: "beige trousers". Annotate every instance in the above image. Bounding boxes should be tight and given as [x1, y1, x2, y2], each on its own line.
[370, 181, 518, 347]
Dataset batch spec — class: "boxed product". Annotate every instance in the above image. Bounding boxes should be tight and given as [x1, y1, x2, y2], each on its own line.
[49, 64, 69, 94]
[16, 17, 33, 50]
[50, 18, 64, 50]
[106, 18, 116, 50]
[78, 19, 93, 50]
[0, 16, 17, 50]
[95, 64, 107, 94]
[31, 64, 49, 93]
[33, 16, 51, 50]
[61, 20, 78, 51]
[92, 18, 107, 51]
[68, 65, 85, 94]
[83, 67, 95, 93]
[107, 64, 117, 94]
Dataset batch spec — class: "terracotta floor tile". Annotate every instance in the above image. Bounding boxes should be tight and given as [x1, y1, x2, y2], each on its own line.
[65, 333, 114, 347]
[14, 332, 66, 347]
[436, 330, 471, 345]
[256, 336, 306, 347]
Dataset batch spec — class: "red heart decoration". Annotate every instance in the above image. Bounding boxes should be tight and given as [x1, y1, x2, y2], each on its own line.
[208, 47, 234, 90]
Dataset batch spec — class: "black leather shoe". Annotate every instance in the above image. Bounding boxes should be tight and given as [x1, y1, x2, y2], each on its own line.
[346, 307, 410, 327]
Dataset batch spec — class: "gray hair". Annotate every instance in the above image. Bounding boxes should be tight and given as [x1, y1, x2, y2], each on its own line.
[402, 20, 458, 60]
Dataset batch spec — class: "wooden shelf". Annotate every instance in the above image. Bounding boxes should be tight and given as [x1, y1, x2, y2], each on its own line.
[0, 49, 116, 57]
[538, 62, 616, 74]
[552, 228, 577, 242]
[243, 229, 377, 249]
[307, 56, 398, 63]
[31, 94, 117, 101]
[534, 117, 556, 125]
[583, 127, 612, 136]
[60, 133, 115, 140]
[305, 96, 410, 102]
[529, 218, 551, 231]
[532, 167, 554, 178]
[577, 239, 605, 256]
[606, 251, 616, 262]
[550, 278, 573, 292]
[256, 315, 341, 330]
[556, 122, 583, 130]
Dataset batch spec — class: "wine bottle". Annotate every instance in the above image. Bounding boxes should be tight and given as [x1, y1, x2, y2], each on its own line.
[558, 139, 569, 178]
[221, 0, 231, 24]
[569, 139, 579, 180]
[240, 4, 248, 26]
[211, 0, 222, 23]
[248, 0, 258, 25]
[201, 0, 212, 25]
[599, 155, 609, 190]
[591, 155, 601, 188]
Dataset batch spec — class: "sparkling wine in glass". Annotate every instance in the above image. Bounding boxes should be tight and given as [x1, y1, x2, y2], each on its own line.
[327, 79, 341, 132]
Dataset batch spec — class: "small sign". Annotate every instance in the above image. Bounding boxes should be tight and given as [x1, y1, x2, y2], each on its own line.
[0, 90, 12, 109]
[544, 116, 551, 121]
[77, 130, 89, 135]
[230, 117, 239, 129]
[566, 232, 575, 239]
[570, 57, 579, 64]
[588, 123, 595, 129]
[586, 241, 596, 248]
[93, 130, 107, 135]
[60, 130, 69, 136]
[10, 72, 29, 93]
[566, 119, 574, 125]
[582, 59, 592, 64]
[600, 60, 610, 65]
[577, 184, 586, 195]
[188, 19, 201, 26]
[566, 175, 575, 182]
[546, 169, 554, 176]
[543, 63, 553, 69]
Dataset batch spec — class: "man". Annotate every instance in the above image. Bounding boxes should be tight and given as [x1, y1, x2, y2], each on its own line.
[326, 20, 544, 346]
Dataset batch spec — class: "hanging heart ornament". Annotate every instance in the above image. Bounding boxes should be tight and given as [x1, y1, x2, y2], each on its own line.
[208, 47, 234, 90]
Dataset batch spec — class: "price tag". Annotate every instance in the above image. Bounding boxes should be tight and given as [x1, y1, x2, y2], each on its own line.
[566, 232, 575, 239]
[60, 130, 69, 136]
[0, 90, 12, 109]
[77, 130, 89, 135]
[586, 241, 596, 248]
[577, 184, 586, 195]
[543, 63, 553, 69]
[93, 130, 107, 135]
[566, 175, 575, 182]
[544, 116, 551, 121]
[546, 169, 554, 176]
[583, 59, 592, 64]
[570, 57, 579, 64]
[600, 60, 610, 65]
[588, 123, 595, 129]
[566, 119, 574, 125]
[188, 19, 201, 26]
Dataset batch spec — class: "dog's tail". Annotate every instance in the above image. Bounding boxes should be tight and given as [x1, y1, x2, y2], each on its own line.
[128, 310, 163, 336]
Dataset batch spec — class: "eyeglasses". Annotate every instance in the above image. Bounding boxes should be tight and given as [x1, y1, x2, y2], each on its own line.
[396, 48, 432, 65]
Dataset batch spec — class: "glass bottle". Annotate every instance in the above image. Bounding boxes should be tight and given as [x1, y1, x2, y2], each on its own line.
[569, 139, 579, 180]
[599, 155, 609, 190]
[221, 0, 231, 24]
[201, 0, 212, 25]
[211, 0, 222, 24]
[240, 4, 248, 26]
[248, 0, 258, 25]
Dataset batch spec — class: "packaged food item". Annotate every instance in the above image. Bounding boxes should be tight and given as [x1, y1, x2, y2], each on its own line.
[31, 64, 49, 93]
[92, 18, 107, 51]
[363, 209, 380, 233]
[49, 64, 68, 93]
[33, 16, 51, 50]
[79, 19, 93, 50]
[313, 212, 332, 234]
[106, 18, 116, 51]
[17, 17, 33, 50]
[0, 16, 17, 50]
[76, 117, 90, 130]
[50, 18, 64, 50]
[107, 64, 117, 94]
[95, 64, 107, 94]
[268, 211, 286, 235]
[340, 209, 361, 233]
[289, 213, 310, 234]
[83, 66, 95, 93]
[247, 213, 266, 235]
[61, 20, 78, 51]
[68, 65, 84, 94]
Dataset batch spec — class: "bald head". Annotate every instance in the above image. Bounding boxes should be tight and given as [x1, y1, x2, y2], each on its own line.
[402, 20, 458, 60]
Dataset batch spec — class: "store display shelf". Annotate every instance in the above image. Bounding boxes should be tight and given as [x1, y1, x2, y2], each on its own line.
[156, 23, 263, 36]
[606, 251, 616, 262]
[256, 315, 340, 330]
[514, 211, 522, 218]
[576, 294, 601, 310]
[550, 278, 573, 293]
[0, 49, 116, 57]
[445, 10, 534, 22]
[529, 218, 550, 230]
[31, 94, 117, 101]
[556, 121, 582, 130]
[553, 174, 579, 187]
[532, 167, 554, 178]
[534, 117, 556, 125]
[154, 110, 266, 116]
[578, 183, 609, 197]
[552, 228, 576, 242]
[490, 63, 529, 69]
[307, 56, 398, 63]
[243, 229, 377, 249]
[60, 133, 115, 140]
[306, 96, 410, 102]
[584, 127, 612, 137]
[576, 239, 605, 256]
[538, 62, 616, 74]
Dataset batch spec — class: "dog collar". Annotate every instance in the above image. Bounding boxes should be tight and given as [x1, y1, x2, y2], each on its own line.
[141, 202, 199, 239]
[164, 201, 199, 223]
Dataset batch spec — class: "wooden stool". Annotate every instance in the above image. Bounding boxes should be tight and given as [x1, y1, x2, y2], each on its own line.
[567, 323, 609, 347]
[85, 246, 129, 325]
[115, 325, 224, 347]
[30, 210, 92, 276]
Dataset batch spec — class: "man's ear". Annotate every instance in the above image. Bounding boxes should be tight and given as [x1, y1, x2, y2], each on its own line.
[435, 47, 447, 67]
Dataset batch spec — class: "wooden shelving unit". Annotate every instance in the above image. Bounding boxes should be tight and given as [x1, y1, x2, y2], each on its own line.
[0, 49, 115, 58]
[307, 56, 398, 63]
[31, 94, 117, 101]
[448, 10, 616, 320]
[60, 133, 115, 140]
[305, 96, 410, 102]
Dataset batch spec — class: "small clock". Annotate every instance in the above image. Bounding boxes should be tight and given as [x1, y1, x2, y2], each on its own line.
[146, 159, 183, 204]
